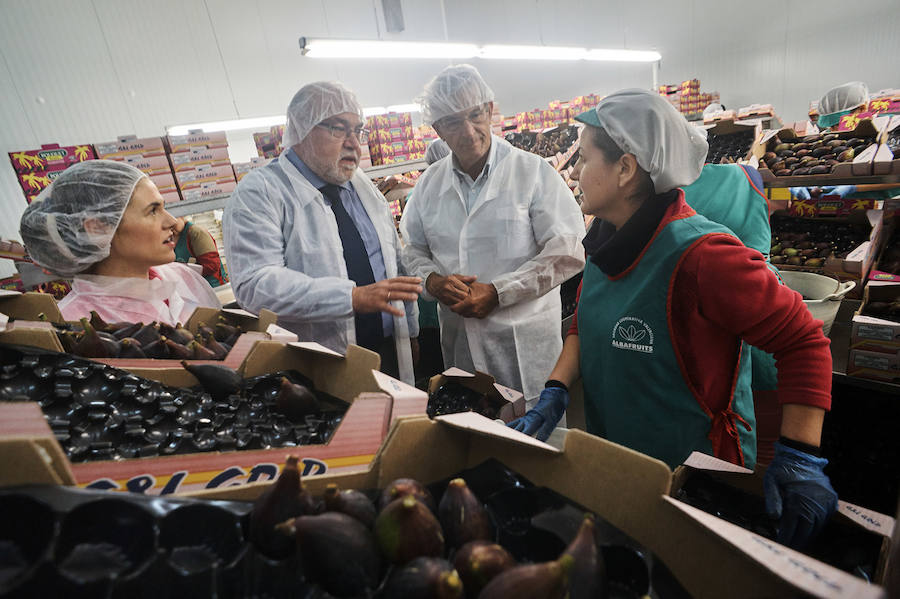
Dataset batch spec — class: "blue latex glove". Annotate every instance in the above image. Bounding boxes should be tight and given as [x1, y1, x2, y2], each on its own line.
[764, 441, 838, 550]
[507, 387, 569, 441]
[790, 187, 811, 200]
[821, 185, 857, 197]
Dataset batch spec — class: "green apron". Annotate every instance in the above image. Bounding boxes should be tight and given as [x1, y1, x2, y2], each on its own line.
[578, 208, 756, 469]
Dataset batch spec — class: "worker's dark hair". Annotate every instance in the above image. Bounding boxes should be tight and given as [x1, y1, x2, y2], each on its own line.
[585, 125, 655, 200]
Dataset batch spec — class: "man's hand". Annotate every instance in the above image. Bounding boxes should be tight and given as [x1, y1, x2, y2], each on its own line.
[426, 273, 477, 306]
[450, 281, 499, 319]
[352, 276, 422, 317]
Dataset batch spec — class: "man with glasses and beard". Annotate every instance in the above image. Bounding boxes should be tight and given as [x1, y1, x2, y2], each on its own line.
[224, 81, 422, 383]
[400, 65, 585, 412]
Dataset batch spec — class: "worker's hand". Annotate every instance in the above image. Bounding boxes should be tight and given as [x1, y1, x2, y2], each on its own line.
[820, 185, 857, 197]
[352, 276, 422, 318]
[410, 337, 420, 367]
[426, 273, 477, 305]
[449, 282, 499, 319]
[763, 441, 838, 550]
[507, 387, 569, 441]
[791, 187, 811, 200]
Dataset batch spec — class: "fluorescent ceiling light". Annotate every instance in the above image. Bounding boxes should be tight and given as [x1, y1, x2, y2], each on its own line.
[386, 104, 421, 113]
[299, 38, 660, 63]
[167, 115, 285, 136]
[363, 106, 388, 117]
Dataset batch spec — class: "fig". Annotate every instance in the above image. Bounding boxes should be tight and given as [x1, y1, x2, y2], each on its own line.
[277, 511, 382, 597]
[180, 361, 242, 401]
[58, 330, 78, 353]
[795, 241, 813, 250]
[838, 148, 855, 162]
[787, 256, 804, 266]
[323, 483, 376, 528]
[375, 495, 444, 565]
[762, 151, 776, 162]
[72, 317, 120, 358]
[783, 248, 800, 257]
[774, 169, 792, 177]
[141, 338, 169, 359]
[111, 321, 142, 340]
[200, 332, 229, 359]
[454, 541, 516, 598]
[118, 338, 146, 358]
[827, 139, 846, 149]
[773, 143, 791, 153]
[795, 149, 812, 158]
[805, 258, 825, 267]
[811, 147, 831, 158]
[800, 249, 817, 257]
[132, 322, 160, 346]
[477, 555, 573, 599]
[275, 377, 320, 421]
[379, 478, 437, 512]
[438, 478, 492, 549]
[382, 557, 464, 599]
[214, 320, 239, 343]
[188, 340, 217, 360]
[196, 322, 216, 339]
[250, 455, 319, 558]
[802, 135, 822, 143]
[792, 167, 811, 176]
[163, 337, 193, 360]
[784, 157, 800, 167]
[798, 156, 817, 165]
[809, 165, 830, 175]
[88, 310, 129, 334]
[770, 160, 786, 172]
[769, 243, 782, 255]
[769, 255, 786, 265]
[823, 133, 839, 142]
[563, 514, 607, 599]
[791, 143, 810, 151]
[821, 153, 836, 161]
[777, 149, 795, 158]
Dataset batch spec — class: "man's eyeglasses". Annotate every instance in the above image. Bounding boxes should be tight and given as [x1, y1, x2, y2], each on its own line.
[316, 122, 368, 143]
[435, 104, 491, 134]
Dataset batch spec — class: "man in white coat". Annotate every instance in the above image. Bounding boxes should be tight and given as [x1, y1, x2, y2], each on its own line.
[400, 65, 586, 408]
[224, 82, 422, 383]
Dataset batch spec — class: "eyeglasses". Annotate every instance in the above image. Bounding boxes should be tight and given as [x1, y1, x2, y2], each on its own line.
[316, 122, 369, 143]
[435, 104, 491, 134]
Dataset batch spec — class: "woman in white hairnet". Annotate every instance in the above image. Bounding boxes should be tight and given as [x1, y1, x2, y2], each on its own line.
[400, 64, 585, 408]
[223, 81, 421, 383]
[509, 89, 837, 550]
[19, 160, 220, 324]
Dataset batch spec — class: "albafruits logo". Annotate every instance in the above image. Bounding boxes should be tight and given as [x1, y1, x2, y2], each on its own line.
[611, 317, 654, 353]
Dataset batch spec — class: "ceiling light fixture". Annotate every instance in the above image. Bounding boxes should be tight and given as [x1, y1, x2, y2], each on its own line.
[299, 37, 661, 63]
[166, 115, 286, 136]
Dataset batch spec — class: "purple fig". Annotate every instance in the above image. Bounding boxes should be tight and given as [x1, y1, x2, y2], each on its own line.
[111, 321, 142, 340]
[180, 361, 241, 401]
[250, 455, 319, 558]
[275, 377, 320, 421]
[72, 317, 120, 358]
[477, 555, 573, 599]
[375, 495, 444, 565]
[163, 336, 193, 360]
[562, 514, 607, 599]
[58, 330, 78, 353]
[323, 483, 376, 528]
[188, 340, 217, 360]
[379, 478, 436, 512]
[453, 540, 516, 598]
[214, 320, 239, 342]
[438, 478, 491, 548]
[140, 337, 169, 359]
[276, 511, 381, 597]
[132, 322, 160, 346]
[382, 557, 464, 599]
[196, 321, 215, 339]
[117, 338, 146, 358]
[88, 310, 130, 333]
[200, 332, 229, 359]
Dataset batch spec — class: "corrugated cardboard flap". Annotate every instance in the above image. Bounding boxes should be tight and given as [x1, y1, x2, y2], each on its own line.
[435, 412, 558, 453]
[663, 496, 886, 599]
[0, 402, 75, 487]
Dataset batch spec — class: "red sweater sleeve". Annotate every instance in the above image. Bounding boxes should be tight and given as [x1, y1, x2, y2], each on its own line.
[674, 234, 832, 411]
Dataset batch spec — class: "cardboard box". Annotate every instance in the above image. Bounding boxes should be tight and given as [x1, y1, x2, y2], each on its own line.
[848, 348, 900, 381]
[182, 415, 891, 598]
[180, 180, 235, 202]
[232, 157, 273, 181]
[16, 165, 68, 194]
[149, 172, 177, 194]
[169, 146, 231, 171]
[8, 144, 95, 174]
[850, 283, 900, 354]
[161, 190, 182, 204]
[0, 341, 430, 495]
[94, 135, 166, 159]
[427, 367, 525, 423]
[165, 131, 229, 153]
[118, 153, 172, 176]
[175, 164, 236, 190]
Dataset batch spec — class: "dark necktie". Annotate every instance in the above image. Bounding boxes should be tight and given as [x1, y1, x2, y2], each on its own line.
[320, 184, 383, 351]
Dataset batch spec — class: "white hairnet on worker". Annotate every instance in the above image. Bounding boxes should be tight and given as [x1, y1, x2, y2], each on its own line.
[19, 160, 146, 278]
[819, 81, 869, 117]
[282, 81, 364, 148]
[424, 139, 450, 165]
[416, 64, 495, 125]
[574, 89, 709, 193]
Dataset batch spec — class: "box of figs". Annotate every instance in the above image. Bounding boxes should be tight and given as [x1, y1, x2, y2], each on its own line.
[426, 367, 525, 423]
[0, 339, 426, 495]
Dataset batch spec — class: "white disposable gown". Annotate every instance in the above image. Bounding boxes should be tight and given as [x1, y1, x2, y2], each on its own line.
[400, 136, 585, 405]
[223, 151, 418, 383]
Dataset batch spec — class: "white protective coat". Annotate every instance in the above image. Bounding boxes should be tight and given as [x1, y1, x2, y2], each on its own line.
[400, 136, 586, 406]
[223, 151, 418, 383]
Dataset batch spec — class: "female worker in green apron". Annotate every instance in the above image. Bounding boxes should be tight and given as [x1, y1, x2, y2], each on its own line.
[509, 89, 837, 550]
[172, 217, 228, 287]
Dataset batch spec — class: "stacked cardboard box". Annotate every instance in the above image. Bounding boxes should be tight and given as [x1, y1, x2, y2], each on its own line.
[232, 157, 273, 182]
[8, 143, 96, 204]
[166, 132, 235, 202]
[94, 135, 179, 204]
[253, 124, 284, 159]
[366, 112, 423, 166]
[658, 79, 719, 119]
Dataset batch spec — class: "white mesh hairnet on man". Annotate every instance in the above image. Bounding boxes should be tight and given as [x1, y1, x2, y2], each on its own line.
[819, 81, 869, 117]
[282, 81, 364, 148]
[574, 88, 709, 193]
[19, 160, 146, 277]
[416, 64, 495, 125]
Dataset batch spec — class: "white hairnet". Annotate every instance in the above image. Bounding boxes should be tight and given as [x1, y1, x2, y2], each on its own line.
[20, 160, 146, 277]
[819, 81, 869, 116]
[282, 81, 364, 148]
[424, 139, 450, 165]
[416, 64, 495, 125]
[575, 89, 708, 193]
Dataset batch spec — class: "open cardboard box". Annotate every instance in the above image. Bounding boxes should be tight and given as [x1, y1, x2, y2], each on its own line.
[850, 282, 900, 355]
[0, 340, 428, 495]
[181, 414, 892, 599]
[699, 118, 762, 163]
[428, 367, 525, 423]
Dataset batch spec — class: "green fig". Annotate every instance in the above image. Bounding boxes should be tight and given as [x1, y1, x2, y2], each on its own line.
[379, 478, 436, 512]
[453, 541, 516, 598]
[117, 338, 146, 358]
[163, 336, 193, 360]
[477, 555, 573, 599]
[323, 483, 376, 528]
[275, 377, 320, 421]
[382, 557, 464, 599]
[563, 514, 607, 599]
[250, 455, 319, 559]
[72, 317, 120, 358]
[180, 361, 242, 401]
[438, 478, 491, 549]
[276, 512, 382, 597]
[376, 495, 444, 565]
